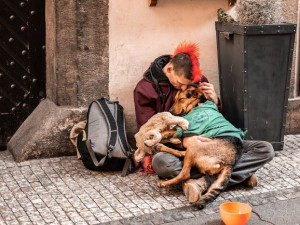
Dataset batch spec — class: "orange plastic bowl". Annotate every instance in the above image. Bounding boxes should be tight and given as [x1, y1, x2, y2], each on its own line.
[219, 202, 252, 225]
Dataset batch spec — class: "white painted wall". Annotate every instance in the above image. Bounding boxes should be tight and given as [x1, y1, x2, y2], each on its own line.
[109, 0, 230, 136]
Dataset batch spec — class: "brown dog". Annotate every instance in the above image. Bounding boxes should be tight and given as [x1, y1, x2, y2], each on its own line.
[155, 86, 244, 209]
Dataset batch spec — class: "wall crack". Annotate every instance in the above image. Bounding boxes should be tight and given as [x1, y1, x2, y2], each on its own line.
[252, 210, 275, 225]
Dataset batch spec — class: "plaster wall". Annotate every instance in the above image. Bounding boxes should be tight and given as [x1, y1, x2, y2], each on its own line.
[109, 0, 229, 138]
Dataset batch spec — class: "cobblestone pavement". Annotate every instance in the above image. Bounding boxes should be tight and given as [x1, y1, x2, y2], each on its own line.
[0, 135, 300, 225]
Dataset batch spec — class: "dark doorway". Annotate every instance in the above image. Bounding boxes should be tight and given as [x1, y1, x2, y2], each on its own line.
[0, 0, 45, 147]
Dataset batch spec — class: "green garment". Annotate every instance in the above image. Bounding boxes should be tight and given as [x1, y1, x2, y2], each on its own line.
[173, 101, 246, 142]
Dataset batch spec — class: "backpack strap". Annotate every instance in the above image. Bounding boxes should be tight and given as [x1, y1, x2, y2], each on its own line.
[116, 103, 132, 154]
[121, 158, 132, 177]
[97, 98, 118, 157]
[115, 102, 134, 177]
[86, 139, 107, 166]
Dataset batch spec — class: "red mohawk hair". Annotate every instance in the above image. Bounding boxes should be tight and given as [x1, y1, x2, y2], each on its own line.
[173, 42, 202, 82]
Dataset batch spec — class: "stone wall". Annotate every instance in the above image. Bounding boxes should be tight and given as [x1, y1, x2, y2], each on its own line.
[46, 0, 109, 107]
[282, 0, 300, 134]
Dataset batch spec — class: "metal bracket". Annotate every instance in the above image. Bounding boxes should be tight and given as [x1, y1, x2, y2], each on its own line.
[149, 0, 157, 6]
[220, 32, 234, 40]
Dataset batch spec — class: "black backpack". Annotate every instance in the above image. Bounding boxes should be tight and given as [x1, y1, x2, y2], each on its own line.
[77, 98, 133, 176]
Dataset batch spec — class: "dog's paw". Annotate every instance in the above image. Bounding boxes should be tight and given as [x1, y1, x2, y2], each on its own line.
[194, 198, 207, 210]
[181, 121, 189, 130]
[157, 181, 167, 187]
[194, 202, 205, 210]
[169, 138, 181, 144]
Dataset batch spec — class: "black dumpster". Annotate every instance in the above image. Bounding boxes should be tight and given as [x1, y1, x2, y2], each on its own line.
[215, 22, 296, 150]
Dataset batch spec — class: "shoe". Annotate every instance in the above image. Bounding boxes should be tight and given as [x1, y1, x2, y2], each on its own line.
[244, 173, 258, 187]
[182, 179, 202, 203]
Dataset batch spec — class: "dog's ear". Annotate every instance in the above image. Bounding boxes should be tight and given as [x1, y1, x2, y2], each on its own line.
[192, 88, 203, 99]
[174, 91, 181, 101]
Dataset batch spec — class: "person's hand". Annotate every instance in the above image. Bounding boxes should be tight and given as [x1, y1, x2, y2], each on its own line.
[198, 82, 219, 106]
[182, 135, 212, 148]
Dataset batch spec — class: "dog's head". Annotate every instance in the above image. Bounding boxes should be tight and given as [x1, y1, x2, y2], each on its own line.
[170, 85, 206, 115]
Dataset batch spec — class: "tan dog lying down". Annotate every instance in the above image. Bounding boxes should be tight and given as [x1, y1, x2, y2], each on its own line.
[134, 112, 189, 162]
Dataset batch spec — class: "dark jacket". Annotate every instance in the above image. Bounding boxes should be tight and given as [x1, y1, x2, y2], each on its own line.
[134, 55, 210, 130]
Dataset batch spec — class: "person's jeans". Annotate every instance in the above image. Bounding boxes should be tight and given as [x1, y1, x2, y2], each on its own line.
[152, 140, 275, 186]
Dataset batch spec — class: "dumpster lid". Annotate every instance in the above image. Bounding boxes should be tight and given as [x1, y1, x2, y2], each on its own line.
[215, 22, 297, 35]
